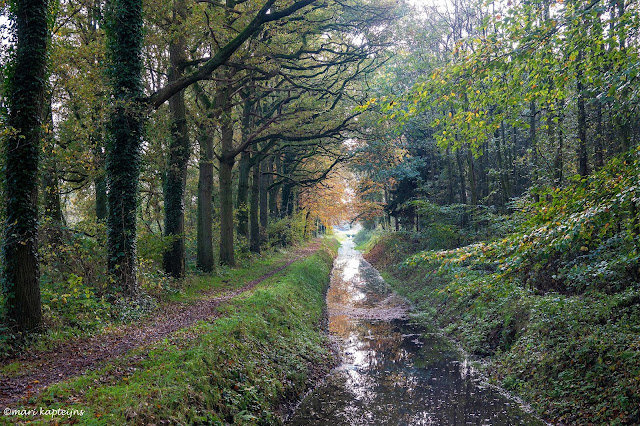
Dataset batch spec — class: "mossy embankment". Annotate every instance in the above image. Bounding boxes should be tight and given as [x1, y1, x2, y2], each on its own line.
[366, 233, 640, 425]
[360, 152, 640, 425]
[4, 238, 339, 425]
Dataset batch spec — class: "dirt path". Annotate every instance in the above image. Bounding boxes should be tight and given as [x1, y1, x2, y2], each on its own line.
[0, 241, 322, 407]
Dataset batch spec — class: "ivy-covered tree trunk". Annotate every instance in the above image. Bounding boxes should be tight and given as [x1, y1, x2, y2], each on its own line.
[2, 0, 49, 333]
[105, 0, 145, 296]
[250, 157, 261, 253]
[196, 125, 215, 272]
[163, 0, 190, 278]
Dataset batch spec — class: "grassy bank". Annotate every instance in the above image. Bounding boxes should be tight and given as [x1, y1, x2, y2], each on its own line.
[5, 239, 339, 425]
[364, 230, 640, 425]
[360, 152, 640, 424]
[1, 243, 323, 357]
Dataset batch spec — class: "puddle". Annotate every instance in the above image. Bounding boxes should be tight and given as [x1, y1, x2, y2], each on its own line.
[287, 237, 543, 425]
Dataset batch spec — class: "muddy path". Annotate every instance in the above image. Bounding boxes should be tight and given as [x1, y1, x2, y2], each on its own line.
[0, 241, 322, 407]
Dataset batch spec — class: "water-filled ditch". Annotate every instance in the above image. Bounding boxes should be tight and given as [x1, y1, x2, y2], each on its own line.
[287, 236, 543, 425]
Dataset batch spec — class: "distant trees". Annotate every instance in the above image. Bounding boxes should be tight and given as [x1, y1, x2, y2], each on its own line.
[354, 0, 640, 231]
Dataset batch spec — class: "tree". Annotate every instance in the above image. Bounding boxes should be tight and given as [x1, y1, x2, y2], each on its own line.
[162, 0, 190, 278]
[104, 0, 146, 296]
[104, 0, 326, 288]
[2, 0, 50, 332]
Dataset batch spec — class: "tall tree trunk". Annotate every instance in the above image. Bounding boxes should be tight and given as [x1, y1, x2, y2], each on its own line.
[163, 0, 190, 278]
[280, 152, 295, 218]
[529, 100, 538, 192]
[196, 125, 215, 272]
[42, 159, 63, 225]
[456, 148, 467, 227]
[42, 102, 63, 226]
[250, 157, 261, 253]
[94, 146, 108, 222]
[105, 0, 145, 296]
[269, 155, 280, 218]
[218, 74, 236, 266]
[236, 151, 250, 238]
[3, 0, 49, 332]
[466, 148, 478, 206]
[88, 2, 107, 223]
[446, 146, 455, 204]
[577, 57, 589, 177]
[456, 149, 467, 205]
[554, 109, 565, 185]
[281, 184, 292, 218]
[259, 156, 269, 231]
[495, 123, 510, 209]
[219, 155, 235, 266]
[594, 102, 604, 169]
[546, 107, 556, 183]
[236, 96, 254, 238]
[512, 125, 524, 195]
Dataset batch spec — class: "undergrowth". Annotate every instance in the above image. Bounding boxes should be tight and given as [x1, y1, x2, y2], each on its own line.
[362, 148, 640, 424]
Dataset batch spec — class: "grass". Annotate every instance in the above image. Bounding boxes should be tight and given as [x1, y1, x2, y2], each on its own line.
[4, 238, 339, 425]
[163, 248, 299, 304]
[353, 227, 382, 252]
[363, 231, 640, 425]
[354, 150, 640, 424]
[1, 245, 314, 357]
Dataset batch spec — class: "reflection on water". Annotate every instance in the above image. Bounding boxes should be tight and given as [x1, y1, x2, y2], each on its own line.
[287, 237, 543, 426]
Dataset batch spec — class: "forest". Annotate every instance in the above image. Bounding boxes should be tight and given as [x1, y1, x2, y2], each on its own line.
[0, 0, 639, 422]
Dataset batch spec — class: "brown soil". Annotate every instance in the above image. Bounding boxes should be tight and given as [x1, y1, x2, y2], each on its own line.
[0, 241, 322, 407]
[363, 239, 389, 268]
